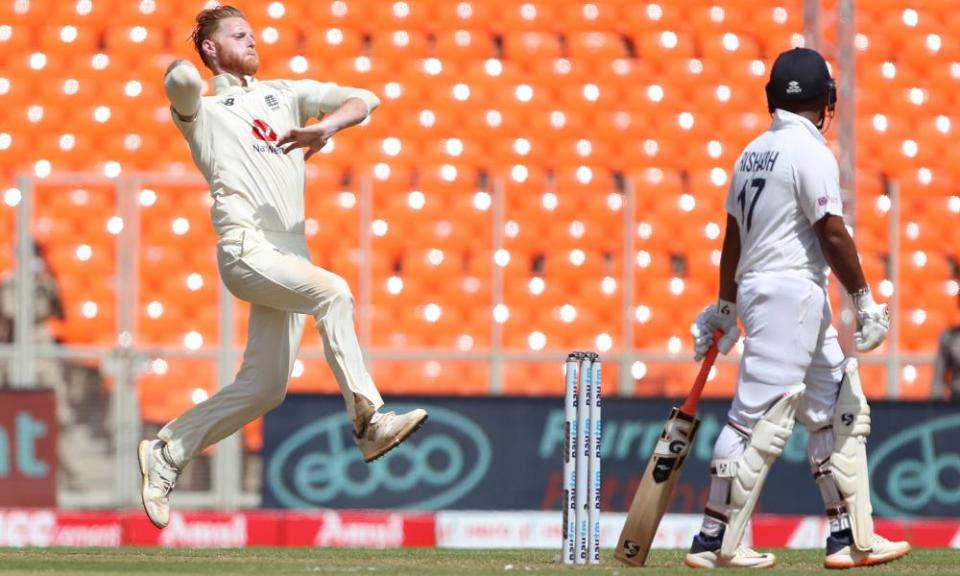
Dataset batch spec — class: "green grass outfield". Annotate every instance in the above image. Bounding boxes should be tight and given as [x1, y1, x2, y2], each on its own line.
[0, 548, 953, 575]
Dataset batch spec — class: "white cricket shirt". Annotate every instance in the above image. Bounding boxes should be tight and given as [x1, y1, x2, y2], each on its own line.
[171, 73, 376, 235]
[725, 109, 843, 285]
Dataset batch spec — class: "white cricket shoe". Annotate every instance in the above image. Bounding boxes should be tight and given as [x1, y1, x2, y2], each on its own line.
[824, 533, 911, 569]
[685, 533, 775, 569]
[685, 547, 776, 569]
[354, 408, 428, 463]
[137, 439, 180, 529]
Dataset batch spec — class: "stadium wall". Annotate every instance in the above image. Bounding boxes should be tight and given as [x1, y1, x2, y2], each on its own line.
[0, 509, 957, 549]
[262, 394, 960, 517]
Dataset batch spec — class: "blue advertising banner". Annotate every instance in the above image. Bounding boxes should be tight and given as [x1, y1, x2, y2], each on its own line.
[262, 395, 959, 518]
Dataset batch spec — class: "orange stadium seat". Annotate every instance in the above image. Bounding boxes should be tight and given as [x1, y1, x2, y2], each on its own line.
[370, 30, 432, 63]
[685, 4, 737, 34]
[298, 0, 368, 28]
[139, 359, 216, 425]
[502, 31, 564, 63]
[635, 29, 697, 61]
[567, 32, 629, 61]
[243, 0, 305, 29]
[431, 1, 495, 31]
[367, 0, 435, 33]
[495, 1, 558, 33]
[116, 0, 177, 26]
[0, 23, 33, 53]
[302, 28, 366, 62]
[700, 32, 762, 61]
[50, 0, 114, 23]
[433, 29, 496, 61]
[528, 53, 594, 84]
[558, 1, 622, 32]
[592, 62, 654, 107]
[38, 22, 101, 53]
[618, 2, 687, 34]
[105, 24, 166, 56]
[242, 418, 263, 453]
[254, 26, 301, 60]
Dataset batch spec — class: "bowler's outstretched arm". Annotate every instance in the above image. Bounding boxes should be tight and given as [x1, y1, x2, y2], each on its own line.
[164, 59, 203, 122]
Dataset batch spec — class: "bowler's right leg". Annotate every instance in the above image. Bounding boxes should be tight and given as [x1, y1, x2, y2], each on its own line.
[220, 233, 428, 463]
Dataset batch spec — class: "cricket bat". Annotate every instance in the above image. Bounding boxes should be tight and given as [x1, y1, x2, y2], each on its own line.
[614, 332, 722, 567]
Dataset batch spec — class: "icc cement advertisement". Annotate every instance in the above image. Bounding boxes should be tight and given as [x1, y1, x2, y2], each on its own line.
[263, 395, 958, 518]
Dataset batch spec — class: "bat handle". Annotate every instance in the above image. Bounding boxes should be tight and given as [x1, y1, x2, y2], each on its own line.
[679, 329, 724, 417]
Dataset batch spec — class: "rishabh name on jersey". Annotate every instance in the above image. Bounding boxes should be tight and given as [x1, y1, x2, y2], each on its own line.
[725, 109, 843, 286]
[172, 75, 308, 234]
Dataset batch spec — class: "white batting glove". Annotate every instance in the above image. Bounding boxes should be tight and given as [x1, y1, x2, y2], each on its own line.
[690, 299, 741, 361]
[853, 287, 889, 352]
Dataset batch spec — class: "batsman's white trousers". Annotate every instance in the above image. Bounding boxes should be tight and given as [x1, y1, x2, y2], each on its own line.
[157, 227, 384, 467]
[729, 272, 845, 431]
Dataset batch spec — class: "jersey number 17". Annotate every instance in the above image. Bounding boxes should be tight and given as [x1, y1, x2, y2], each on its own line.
[737, 178, 766, 232]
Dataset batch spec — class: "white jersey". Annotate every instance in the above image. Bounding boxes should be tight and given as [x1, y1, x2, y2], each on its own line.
[725, 109, 843, 285]
[171, 73, 376, 235]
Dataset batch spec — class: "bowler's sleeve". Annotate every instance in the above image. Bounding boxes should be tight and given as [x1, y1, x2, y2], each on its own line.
[164, 61, 203, 123]
[292, 79, 380, 120]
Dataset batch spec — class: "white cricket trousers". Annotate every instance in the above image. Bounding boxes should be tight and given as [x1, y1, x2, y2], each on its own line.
[157, 227, 384, 467]
[710, 271, 847, 466]
[728, 272, 845, 431]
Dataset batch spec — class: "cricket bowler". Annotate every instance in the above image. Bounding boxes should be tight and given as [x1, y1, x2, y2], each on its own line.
[138, 4, 428, 529]
[686, 47, 911, 568]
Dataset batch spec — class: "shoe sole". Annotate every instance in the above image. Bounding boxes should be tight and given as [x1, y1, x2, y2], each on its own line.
[824, 546, 911, 570]
[684, 556, 776, 569]
[138, 440, 168, 530]
[363, 412, 429, 463]
[685, 558, 712, 569]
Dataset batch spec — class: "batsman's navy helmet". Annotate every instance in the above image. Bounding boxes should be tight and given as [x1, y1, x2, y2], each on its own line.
[765, 47, 836, 114]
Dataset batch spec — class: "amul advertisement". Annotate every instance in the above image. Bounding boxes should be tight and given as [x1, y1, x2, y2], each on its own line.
[262, 395, 959, 517]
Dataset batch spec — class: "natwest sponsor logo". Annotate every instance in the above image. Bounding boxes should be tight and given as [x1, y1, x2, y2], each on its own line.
[315, 512, 404, 549]
[251, 119, 278, 142]
[158, 513, 247, 548]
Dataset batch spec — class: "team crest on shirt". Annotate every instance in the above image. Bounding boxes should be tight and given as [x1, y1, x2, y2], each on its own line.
[264, 94, 280, 110]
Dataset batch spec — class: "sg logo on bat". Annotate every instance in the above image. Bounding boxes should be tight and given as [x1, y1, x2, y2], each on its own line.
[652, 456, 679, 483]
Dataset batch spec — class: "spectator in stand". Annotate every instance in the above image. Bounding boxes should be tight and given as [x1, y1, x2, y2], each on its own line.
[932, 259, 960, 400]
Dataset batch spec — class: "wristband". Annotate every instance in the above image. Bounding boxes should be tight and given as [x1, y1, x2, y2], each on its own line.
[851, 286, 874, 310]
[850, 286, 870, 299]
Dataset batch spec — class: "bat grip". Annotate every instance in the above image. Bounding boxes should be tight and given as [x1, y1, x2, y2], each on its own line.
[679, 329, 724, 417]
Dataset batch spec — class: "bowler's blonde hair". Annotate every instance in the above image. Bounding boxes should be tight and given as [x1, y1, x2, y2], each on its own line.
[191, 5, 246, 70]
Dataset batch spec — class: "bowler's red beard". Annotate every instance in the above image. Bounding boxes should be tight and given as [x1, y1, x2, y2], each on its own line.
[219, 49, 259, 77]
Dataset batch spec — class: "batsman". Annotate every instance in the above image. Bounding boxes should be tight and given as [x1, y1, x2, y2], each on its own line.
[685, 47, 910, 569]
